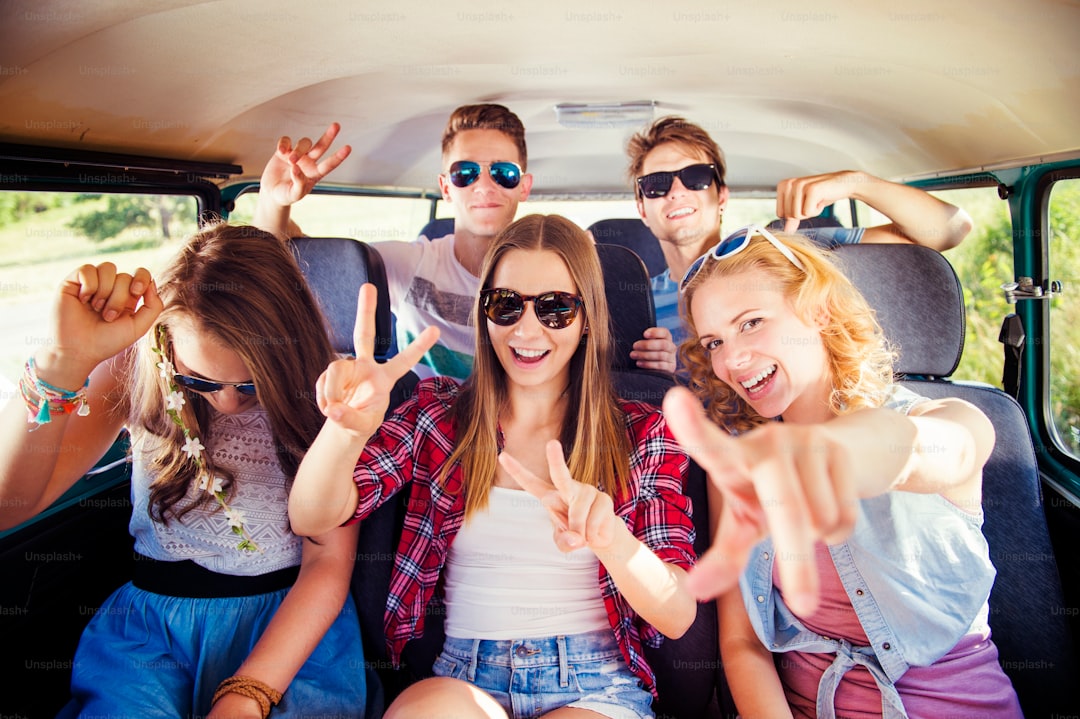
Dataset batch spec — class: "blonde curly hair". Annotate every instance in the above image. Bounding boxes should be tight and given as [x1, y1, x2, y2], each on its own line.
[678, 229, 897, 433]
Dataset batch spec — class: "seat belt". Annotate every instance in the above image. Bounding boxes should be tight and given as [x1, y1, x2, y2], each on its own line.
[998, 313, 1025, 400]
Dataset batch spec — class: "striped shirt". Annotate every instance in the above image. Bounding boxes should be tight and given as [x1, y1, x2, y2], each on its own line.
[348, 376, 695, 696]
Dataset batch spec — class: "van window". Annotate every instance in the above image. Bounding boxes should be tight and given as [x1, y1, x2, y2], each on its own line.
[229, 191, 434, 243]
[0, 191, 198, 386]
[1048, 178, 1080, 457]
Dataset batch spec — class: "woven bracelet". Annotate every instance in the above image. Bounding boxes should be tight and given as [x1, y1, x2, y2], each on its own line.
[211, 675, 283, 718]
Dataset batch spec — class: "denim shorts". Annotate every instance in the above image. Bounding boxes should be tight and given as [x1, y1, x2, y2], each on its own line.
[433, 628, 654, 719]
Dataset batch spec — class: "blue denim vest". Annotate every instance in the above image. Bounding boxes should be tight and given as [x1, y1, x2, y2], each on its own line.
[740, 386, 996, 719]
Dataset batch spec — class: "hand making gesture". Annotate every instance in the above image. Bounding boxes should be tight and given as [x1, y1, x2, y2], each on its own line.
[500, 439, 620, 553]
[316, 283, 439, 439]
[663, 386, 860, 616]
[259, 122, 352, 210]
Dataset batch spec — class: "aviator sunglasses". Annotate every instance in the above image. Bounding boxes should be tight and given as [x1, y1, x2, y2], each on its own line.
[636, 163, 720, 199]
[679, 224, 806, 295]
[173, 372, 258, 396]
[480, 288, 584, 330]
[447, 160, 523, 190]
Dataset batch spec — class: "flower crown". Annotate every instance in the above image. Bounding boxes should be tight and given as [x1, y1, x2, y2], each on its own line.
[152, 325, 261, 553]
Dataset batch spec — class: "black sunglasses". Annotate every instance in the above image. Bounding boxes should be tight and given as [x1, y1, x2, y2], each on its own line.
[448, 160, 523, 190]
[174, 373, 257, 396]
[636, 163, 720, 199]
[480, 289, 584, 329]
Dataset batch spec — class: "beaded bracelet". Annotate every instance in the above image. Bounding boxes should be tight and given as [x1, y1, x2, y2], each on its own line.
[211, 675, 283, 718]
[20, 357, 90, 430]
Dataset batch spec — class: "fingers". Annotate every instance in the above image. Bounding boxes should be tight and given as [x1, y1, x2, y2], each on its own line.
[385, 325, 440, 380]
[783, 217, 800, 233]
[63, 263, 153, 322]
[497, 450, 556, 501]
[311, 122, 352, 176]
[662, 387, 744, 480]
[131, 280, 164, 337]
[545, 440, 587, 540]
[684, 520, 754, 600]
[352, 284, 378, 360]
[750, 458, 820, 616]
[631, 330, 677, 373]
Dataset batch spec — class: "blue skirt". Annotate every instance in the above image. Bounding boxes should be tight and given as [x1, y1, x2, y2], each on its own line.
[56, 580, 372, 718]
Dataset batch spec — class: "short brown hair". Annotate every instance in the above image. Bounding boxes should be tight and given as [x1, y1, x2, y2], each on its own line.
[441, 103, 528, 169]
[626, 116, 727, 193]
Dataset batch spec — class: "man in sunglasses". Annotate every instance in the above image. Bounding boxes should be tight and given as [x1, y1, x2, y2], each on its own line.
[252, 104, 533, 382]
[625, 116, 974, 357]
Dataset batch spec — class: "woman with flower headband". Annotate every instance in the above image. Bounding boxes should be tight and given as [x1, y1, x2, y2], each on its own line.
[662, 225, 1022, 718]
[0, 224, 385, 718]
[289, 214, 697, 719]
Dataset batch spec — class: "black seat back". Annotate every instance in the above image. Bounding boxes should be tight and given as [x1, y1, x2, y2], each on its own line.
[833, 243, 1079, 717]
[289, 237, 395, 360]
[596, 241, 720, 718]
[591, 217, 667, 279]
[418, 217, 454, 241]
[291, 236, 420, 717]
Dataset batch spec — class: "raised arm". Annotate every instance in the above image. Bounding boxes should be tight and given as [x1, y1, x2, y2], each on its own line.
[0, 263, 163, 529]
[252, 122, 352, 239]
[289, 283, 438, 537]
[661, 386, 993, 614]
[776, 170, 974, 250]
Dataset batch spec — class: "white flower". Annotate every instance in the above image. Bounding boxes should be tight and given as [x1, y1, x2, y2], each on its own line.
[198, 474, 224, 495]
[156, 360, 172, 379]
[166, 391, 186, 411]
[224, 507, 245, 529]
[181, 435, 205, 461]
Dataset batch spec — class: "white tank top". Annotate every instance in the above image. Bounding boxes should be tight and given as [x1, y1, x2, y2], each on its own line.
[442, 486, 609, 639]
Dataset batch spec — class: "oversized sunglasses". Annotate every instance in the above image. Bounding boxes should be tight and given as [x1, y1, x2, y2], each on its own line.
[174, 373, 258, 396]
[679, 224, 806, 295]
[636, 163, 720, 199]
[448, 160, 523, 190]
[480, 288, 584, 329]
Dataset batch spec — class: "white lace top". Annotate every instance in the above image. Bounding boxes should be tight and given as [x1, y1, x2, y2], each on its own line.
[128, 405, 302, 575]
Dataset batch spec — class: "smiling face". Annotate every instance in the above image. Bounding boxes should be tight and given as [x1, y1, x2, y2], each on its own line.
[689, 265, 832, 423]
[485, 248, 585, 395]
[636, 141, 729, 254]
[169, 317, 260, 416]
[438, 128, 533, 242]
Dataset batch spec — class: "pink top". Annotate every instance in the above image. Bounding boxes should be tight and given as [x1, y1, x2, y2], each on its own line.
[776, 543, 1022, 718]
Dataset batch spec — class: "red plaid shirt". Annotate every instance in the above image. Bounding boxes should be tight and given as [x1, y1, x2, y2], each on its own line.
[350, 376, 695, 695]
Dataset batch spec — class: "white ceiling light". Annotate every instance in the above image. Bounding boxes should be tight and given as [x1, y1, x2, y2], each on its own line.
[554, 101, 656, 129]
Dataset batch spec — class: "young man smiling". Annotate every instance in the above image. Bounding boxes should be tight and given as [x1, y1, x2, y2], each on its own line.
[253, 104, 533, 381]
[625, 116, 975, 359]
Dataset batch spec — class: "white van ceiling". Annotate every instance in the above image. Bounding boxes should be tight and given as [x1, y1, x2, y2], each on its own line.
[1, 0, 1078, 197]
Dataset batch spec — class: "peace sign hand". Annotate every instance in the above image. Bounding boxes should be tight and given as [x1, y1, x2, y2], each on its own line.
[499, 440, 619, 554]
[315, 283, 438, 440]
[260, 122, 352, 209]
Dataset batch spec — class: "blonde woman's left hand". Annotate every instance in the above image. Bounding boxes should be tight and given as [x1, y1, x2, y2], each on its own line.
[500, 440, 618, 553]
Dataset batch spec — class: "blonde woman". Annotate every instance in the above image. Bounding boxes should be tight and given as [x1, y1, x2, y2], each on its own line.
[291, 214, 697, 719]
[665, 225, 1022, 718]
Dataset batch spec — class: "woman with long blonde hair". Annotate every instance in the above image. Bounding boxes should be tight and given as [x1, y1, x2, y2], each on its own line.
[291, 214, 697, 719]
